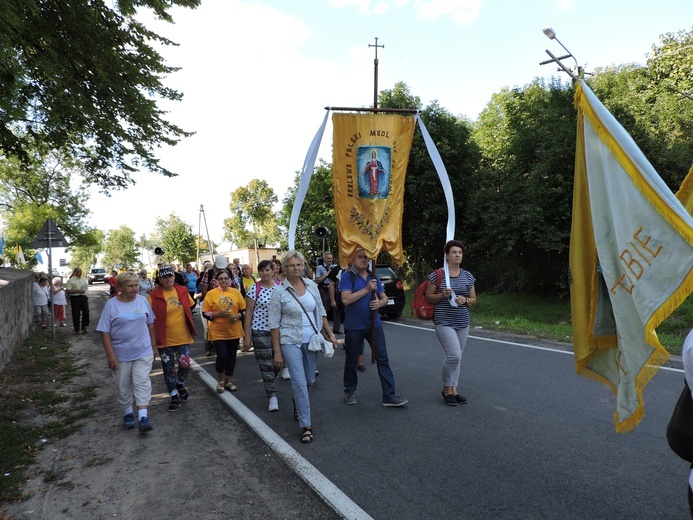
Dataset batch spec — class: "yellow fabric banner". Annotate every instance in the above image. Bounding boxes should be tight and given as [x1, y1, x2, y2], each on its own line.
[570, 82, 693, 432]
[332, 113, 415, 265]
[675, 163, 693, 214]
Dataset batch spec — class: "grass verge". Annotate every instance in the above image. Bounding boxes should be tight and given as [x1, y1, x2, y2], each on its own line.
[404, 289, 693, 356]
[0, 330, 96, 504]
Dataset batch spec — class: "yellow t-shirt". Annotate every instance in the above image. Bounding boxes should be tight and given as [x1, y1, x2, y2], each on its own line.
[242, 276, 255, 293]
[202, 287, 246, 341]
[148, 289, 194, 347]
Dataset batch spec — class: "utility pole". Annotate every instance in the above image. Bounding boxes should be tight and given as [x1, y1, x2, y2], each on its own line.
[369, 37, 384, 109]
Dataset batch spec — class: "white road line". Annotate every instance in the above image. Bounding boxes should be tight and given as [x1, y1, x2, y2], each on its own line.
[191, 359, 373, 520]
[384, 321, 685, 373]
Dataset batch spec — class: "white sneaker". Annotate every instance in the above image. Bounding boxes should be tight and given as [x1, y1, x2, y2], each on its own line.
[268, 396, 279, 412]
[281, 367, 290, 380]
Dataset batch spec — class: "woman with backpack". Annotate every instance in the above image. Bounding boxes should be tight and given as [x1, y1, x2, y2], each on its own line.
[243, 259, 281, 412]
[424, 240, 477, 407]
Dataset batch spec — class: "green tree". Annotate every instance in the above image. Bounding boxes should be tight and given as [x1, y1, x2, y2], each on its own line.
[155, 214, 197, 266]
[224, 179, 281, 265]
[70, 229, 105, 272]
[648, 28, 693, 98]
[468, 79, 576, 293]
[279, 161, 336, 264]
[378, 82, 479, 283]
[102, 226, 139, 270]
[0, 145, 91, 248]
[0, 0, 199, 189]
[588, 63, 693, 191]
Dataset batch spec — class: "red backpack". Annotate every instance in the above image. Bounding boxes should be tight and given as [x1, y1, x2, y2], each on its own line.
[411, 269, 442, 320]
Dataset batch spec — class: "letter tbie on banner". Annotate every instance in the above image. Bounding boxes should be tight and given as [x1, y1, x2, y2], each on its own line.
[332, 113, 415, 264]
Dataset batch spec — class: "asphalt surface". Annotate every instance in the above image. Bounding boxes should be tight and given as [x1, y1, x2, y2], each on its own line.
[192, 314, 691, 520]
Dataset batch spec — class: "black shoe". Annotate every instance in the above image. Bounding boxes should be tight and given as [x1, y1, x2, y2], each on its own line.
[454, 394, 468, 404]
[442, 392, 457, 406]
[177, 385, 189, 401]
[168, 396, 180, 412]
[357, 364, 366, 372]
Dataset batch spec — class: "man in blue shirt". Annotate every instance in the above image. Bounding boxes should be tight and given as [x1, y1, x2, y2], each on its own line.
[340, 248, 407, 407]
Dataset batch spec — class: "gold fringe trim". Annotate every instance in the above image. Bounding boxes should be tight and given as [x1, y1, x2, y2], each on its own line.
[675, 162, 693, 215]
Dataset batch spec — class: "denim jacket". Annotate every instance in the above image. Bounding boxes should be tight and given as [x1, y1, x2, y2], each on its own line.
[268, 277, 325, 345]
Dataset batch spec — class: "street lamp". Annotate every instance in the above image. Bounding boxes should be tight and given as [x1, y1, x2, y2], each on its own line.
[540, 26, 580, 80]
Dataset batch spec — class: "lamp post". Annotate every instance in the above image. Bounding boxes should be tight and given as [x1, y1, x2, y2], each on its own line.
[540, 27, 580, 81]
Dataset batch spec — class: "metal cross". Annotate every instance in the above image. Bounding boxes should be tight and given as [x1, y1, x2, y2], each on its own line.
[368, 37, 384, 108]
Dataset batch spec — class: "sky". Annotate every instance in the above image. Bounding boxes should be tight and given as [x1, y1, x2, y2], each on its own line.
[84, 0, 693, 252]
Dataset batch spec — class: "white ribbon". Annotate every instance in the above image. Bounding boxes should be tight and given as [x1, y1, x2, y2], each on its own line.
[415, 114, 457, 304]
[288, 110, 330, 251]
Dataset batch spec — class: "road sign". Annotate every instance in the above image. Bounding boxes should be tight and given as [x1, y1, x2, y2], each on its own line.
[31, 219, 68, 248]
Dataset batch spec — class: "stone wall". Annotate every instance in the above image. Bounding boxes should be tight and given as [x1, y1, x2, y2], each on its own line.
[0, 268, 34, 370]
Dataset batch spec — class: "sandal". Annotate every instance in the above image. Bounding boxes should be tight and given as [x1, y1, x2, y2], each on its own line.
[301, 426, 313, 443]
[225, 383, 238, 392]
[216, 381, 225, 394]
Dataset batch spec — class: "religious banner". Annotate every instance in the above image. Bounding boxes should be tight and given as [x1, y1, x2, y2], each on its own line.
[570, 81, 693, 432]
[332, 113, 415, 264]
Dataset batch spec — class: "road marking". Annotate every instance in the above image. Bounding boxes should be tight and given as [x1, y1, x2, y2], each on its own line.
[385, 321, 685, 373]
[191, 359, 373, 520]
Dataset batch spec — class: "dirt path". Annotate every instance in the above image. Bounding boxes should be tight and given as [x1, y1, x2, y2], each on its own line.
[3, 289, 339, 520]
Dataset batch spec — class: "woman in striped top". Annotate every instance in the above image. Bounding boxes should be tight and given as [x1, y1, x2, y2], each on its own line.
[424, 240, 477, 407]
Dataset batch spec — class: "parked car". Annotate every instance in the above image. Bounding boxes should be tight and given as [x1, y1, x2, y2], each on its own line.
[375, 264, 405, 319]
[88, 268, 107, 284]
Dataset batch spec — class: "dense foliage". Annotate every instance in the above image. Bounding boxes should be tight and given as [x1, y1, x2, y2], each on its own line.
[468, 79, 576, 293]
[224, 179, 281, 259]
[279, 161, 337, 266]
[155, 213, 197, 266]
[0, 0, 199, 189]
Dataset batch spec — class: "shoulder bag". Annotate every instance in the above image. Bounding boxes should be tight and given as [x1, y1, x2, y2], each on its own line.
[287, 288, 333, 358]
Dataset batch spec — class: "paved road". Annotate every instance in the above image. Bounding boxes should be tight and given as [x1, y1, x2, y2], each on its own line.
[193, 317, 690, 519]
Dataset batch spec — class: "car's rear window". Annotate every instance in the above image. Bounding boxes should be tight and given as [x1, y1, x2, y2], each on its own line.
[376, 267, 396, 281]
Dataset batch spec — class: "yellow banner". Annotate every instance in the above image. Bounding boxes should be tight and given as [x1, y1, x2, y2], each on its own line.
[332, 113, 415, 265]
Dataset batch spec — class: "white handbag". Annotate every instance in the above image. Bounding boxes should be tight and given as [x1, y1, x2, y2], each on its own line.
[288, 288, 333, 357]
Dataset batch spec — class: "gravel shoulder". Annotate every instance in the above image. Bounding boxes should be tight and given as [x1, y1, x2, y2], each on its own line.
[2, 286, 339, 520]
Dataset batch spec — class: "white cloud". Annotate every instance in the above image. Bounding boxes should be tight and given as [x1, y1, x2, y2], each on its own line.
[414, 0, 483, 25]
[330, 0, 373, 13]
[374, 2, 389, 14]
[554, 0, 575, 11]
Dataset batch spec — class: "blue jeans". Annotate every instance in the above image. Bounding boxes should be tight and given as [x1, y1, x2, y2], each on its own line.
[157, 345, 191, 396]
[344, 325, 396, 400]
[281, 342, 318, 428]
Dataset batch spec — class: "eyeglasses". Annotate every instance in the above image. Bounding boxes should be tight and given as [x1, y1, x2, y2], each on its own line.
[217, 276, 229, 281]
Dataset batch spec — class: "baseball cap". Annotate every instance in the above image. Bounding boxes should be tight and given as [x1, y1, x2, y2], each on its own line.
[214, 256, 229, 269]
[159, 265, 174, 277]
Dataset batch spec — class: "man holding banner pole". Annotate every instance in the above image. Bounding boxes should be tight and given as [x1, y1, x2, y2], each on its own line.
[340, 248, 407, 407]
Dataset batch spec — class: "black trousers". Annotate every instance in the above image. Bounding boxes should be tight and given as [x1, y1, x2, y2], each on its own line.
[70, 295, 90, 332]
